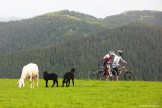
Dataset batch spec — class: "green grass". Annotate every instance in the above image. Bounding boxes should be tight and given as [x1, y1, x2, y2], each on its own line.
[0, 79, 161, 108]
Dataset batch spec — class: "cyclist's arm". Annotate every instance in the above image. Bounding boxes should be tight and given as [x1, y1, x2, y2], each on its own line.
[120, 57, 127, 64]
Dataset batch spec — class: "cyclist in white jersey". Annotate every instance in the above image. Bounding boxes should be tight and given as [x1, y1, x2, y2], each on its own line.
[112, 50, 127, 81]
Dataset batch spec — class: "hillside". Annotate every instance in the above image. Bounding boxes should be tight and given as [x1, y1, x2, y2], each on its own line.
[0, 10, 162, 81]
[0, 10, 105, 55]
[104, 10, 162, 27]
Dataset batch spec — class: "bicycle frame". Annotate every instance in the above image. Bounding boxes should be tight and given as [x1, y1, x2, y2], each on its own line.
[118, 65, 127, 74]
[117, 65, 135, 80]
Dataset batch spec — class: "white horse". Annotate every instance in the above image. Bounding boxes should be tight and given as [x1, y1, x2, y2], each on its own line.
[17, 63, 39, 88]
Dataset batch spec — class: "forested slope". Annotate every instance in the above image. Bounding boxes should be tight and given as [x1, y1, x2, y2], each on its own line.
[0, 10, 105, 55]
[0, 10, 162, 80]
[0, 22, 161, 81]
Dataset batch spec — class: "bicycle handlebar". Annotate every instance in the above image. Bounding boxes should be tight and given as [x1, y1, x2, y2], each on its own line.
[120, 63, 127, 67]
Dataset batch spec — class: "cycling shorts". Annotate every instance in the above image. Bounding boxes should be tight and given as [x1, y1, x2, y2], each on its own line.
[113, 67, 119, 76]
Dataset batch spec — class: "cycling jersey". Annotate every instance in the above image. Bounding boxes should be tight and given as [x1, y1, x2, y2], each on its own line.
[112, 54, 126, 68]
[102, 53, 113, 73]
[102, 54, 112, 62]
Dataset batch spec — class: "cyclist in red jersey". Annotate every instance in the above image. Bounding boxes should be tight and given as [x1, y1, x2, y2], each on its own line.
[102, 51, 114, 80]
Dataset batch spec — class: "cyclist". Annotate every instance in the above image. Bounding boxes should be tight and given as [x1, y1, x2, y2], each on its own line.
[102, 51, 114, 80]
[112, 50, 127, 81]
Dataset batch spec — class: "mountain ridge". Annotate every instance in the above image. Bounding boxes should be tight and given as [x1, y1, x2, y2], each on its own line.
[0, 17, 23, 22]
[104, 10, 162, 26]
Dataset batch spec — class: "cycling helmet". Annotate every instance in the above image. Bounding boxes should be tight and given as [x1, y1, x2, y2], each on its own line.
[117, 50, 123, 56]
[109, 51, 115, 56]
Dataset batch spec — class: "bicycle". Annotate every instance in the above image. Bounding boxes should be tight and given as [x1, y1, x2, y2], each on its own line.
[88, 64, 117, 80]
[88, 64, 135, 81]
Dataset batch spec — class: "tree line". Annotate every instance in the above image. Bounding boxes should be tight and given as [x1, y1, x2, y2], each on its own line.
[0, 22, 162, 81]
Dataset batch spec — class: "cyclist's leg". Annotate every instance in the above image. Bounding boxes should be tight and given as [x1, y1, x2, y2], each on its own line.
[106, 69, 110, 81]
[106, 64, 111, 80]
[108, 64, 112, 76]
[119, 66, 125, 76]
[104, 64, 111, 80]
[113, 67, 119, 81]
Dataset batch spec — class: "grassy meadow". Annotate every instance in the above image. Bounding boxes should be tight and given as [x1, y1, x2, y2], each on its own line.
[0, 79, 161, 108]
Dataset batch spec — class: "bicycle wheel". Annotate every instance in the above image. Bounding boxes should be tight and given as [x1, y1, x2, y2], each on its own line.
[88, 70, 100, 80]
[124, 71, 135, 81]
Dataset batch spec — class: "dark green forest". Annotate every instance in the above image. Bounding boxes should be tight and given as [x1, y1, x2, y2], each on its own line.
[0, 10, 162, 81]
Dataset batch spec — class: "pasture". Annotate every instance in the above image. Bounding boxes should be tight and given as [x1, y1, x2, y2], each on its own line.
[0, 79, 161, 108]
